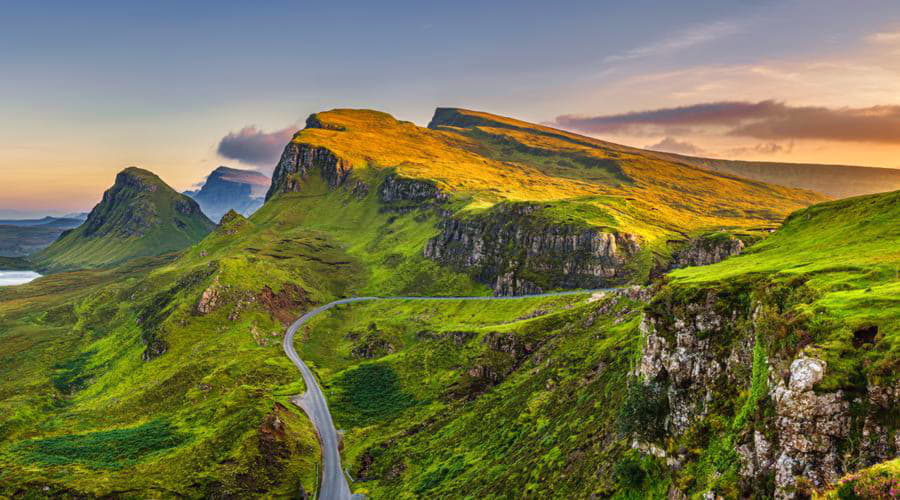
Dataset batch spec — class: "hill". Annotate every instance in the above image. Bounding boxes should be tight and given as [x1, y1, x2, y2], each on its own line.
[35, 167, 215, 272]
[0, 216, 83, 228]
[264, 107, 824, 294]
[645, 151, 900, 199]
[0, 108, 895, 498]
[288, 190, 899, 498]
[185, 166, 268, 222]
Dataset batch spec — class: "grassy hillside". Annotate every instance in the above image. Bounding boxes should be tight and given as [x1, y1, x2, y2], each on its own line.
[264, 108, 826, 290]
[670, 190, 899, 387]
[283, 108, 823, 230]
[1, 109, 894, 497]
[36, 167, 215, 272]
[647, 151, 900, 199]
[287, 190, 899, 498]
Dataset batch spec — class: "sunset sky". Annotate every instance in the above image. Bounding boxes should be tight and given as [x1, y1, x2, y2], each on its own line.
[2, 0, 900, 216]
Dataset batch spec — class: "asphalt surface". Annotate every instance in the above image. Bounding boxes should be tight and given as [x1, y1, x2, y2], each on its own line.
[282, 290, 610, 500]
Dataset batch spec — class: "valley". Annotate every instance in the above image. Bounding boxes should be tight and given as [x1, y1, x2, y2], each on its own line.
[0, 108, 896, 499]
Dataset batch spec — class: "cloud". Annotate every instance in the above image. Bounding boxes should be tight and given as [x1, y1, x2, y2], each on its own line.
[604, 21, 740, 63]
[725, 142, 794, 156]
[867, 30, 900, 44]
[217, 126, 297, 169]
[553, 101, 900, 143]
[644, 137, 706, 155]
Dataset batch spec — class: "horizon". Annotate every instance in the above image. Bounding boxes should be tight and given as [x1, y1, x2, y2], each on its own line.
[3, 0, 900, 216]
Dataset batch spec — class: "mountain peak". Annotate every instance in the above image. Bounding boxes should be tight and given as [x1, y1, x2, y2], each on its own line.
[186, 166, 269, 222]
[36, 167, 214, 271]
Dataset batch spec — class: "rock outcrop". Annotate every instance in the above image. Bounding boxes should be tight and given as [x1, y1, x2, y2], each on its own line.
[424, 203, 640, 295]
[668, 233, 749, 270]
[379, 174, 448, 205]
[633, 284, 898, 498]
[266, 144, 353, 200]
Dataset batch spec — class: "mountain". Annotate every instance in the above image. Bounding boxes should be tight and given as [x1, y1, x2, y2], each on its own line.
[293, 189, 899, 499]
[644, 151, 900, 198]
[0, 109, 895, 498]
[0, 216, 83, 228]
[185, 166, 268, 222]
[264, 107, 824, 295]
[62, 212, 89, 221]
[35, 167, 215, 271]
[0, 218, 84, 257]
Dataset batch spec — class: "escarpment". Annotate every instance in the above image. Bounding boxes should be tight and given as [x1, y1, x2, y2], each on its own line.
[424, 204, 641, 295]
[629, 281, 897, 498]
[266, 143, 353, 199]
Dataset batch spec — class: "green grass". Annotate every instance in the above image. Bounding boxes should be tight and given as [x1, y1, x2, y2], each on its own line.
[295, 293, 663, 498]
[16, 420, 187, 469]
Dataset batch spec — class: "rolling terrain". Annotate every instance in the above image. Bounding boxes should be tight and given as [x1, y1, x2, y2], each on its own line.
[0, 217, 84, 258]
[0, 108, 895, 498]
[646, 151, 900, 199]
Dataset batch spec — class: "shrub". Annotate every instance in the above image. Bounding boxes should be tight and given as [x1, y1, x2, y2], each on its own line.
[616, 380, 669, 441]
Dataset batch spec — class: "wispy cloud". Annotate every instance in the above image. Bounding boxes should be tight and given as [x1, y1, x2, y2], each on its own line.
[867, 30, 900, 44]
[644, 137, 707, 155]
[604, 21, 741, 63]
[553, 101, 900, 143]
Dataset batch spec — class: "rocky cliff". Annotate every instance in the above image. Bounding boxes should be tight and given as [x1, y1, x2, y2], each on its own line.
[631, 281, 897, 498]
[667, 233, 753, 270]
[424, 204, 641, 295]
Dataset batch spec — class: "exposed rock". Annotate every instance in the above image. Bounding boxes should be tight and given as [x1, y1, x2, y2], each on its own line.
[379, 174, 448, 205]
[424, 203, 640, 295]
[667, 234, 748, 271]
[633, 285, 896, 499]
[196, 278, 220, 315]
[772, 358, 850, 497]
[267, 143, 353, 199]
[258, 284, 308, 325]
[483, 331, 538, 359]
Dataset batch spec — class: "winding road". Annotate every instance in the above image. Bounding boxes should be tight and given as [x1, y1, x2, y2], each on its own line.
[282, 290, 606, 500]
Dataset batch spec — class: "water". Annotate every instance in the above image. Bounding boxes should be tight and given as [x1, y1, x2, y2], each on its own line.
[0, 270, 41, 286]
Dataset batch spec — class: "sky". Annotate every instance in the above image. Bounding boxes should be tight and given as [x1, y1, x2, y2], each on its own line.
[2, 0, 900, 216]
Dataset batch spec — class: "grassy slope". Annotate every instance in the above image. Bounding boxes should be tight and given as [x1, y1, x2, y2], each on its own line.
[0, 171, 485, 495]
[296, 293, 659, 498]
[282, 108, 825, 279]
[670, 190, 900, 387]
[36, 168, 215, 272]
[290, 190, 899, 499]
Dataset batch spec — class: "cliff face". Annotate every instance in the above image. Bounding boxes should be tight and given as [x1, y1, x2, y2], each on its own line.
[668, 233, 750, 270]
[424, 204, 641, 295]
[266, 144, 353, 200]
[633, 282, 897, 498]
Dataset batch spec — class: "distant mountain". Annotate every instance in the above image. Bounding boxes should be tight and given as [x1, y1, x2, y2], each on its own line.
[0, 216, 83, 228]
[35, 167, 215, 271]
[0, 217, 85, 257]
[185, 166, 268, 222]
[62, 212, 89, 221]
[643, 151, 900, 199]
